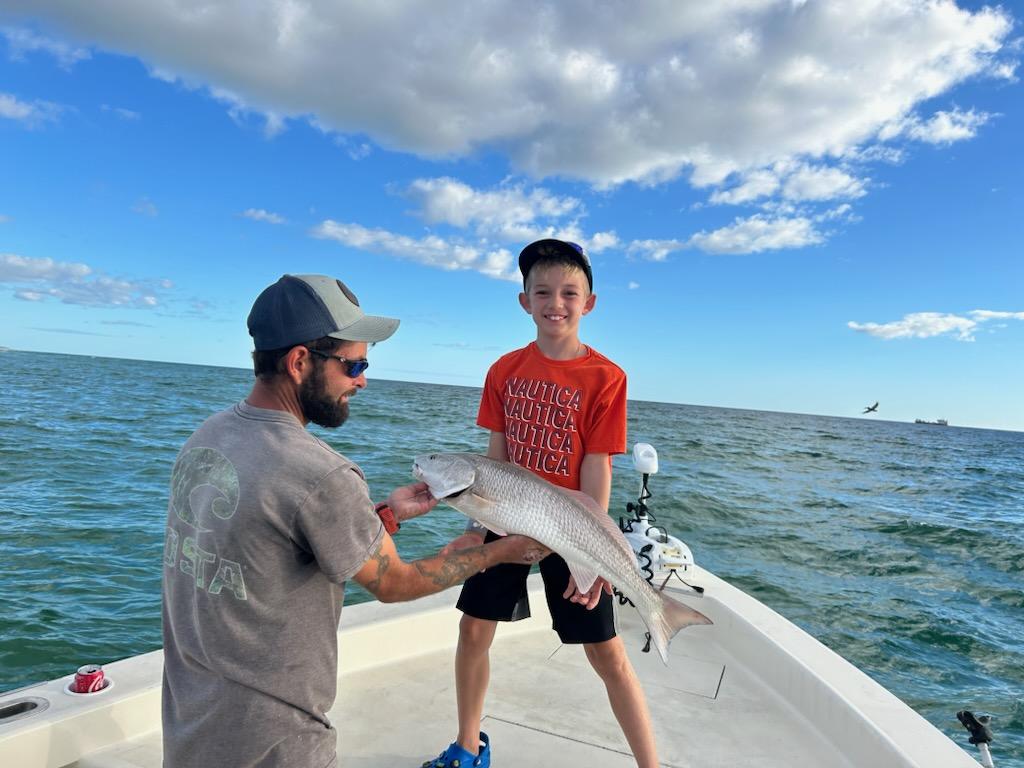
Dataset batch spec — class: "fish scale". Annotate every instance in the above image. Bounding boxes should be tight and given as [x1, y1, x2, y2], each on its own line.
[413, 452, 712, 663]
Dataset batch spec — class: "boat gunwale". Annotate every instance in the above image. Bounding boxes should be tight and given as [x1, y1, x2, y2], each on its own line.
[0, 569, 979, 768]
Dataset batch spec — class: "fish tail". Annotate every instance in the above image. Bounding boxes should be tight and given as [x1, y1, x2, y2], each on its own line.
[649, 593, 713, 665]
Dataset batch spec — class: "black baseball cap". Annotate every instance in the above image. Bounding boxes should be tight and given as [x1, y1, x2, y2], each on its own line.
[247, 274, 399, 351]
[518, 239, 593, 291]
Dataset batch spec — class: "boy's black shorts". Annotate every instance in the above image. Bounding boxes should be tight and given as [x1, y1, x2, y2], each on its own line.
[456, 530, 617, 645]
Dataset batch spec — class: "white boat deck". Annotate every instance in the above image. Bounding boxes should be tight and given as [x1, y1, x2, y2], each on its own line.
[0, 568, 979, 767]
[332, 597, 822, 768]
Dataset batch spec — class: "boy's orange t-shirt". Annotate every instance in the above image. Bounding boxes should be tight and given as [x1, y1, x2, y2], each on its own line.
[476, 342, 628, 490]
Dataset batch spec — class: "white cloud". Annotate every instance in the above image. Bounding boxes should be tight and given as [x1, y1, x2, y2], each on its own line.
[687, 214, 823, 254]
[311, 220, 518, 280]
[1, 253, 91, 282]
[901, 107, 992, 145]
[101, 104, 140, 120]
[242, 208, 286, 225]
[848, 312, 977, 340]
[0, 92, 34, 120]
[210, 85, 286, 138]
[332, 135, 372, 160]
[782, 165, 866, 201]
[17, 3, 1008, 266]
[0, 253, 170, 308]
[311, 178, 621, 281]
[2, 26, 89, 68]
[710, 163, 866, 206]
[131, 197, 158, 217]
[815, 203, 858, 223]
[710, 170, 781, 205]
[627, 239, 686, 262]
[0, 91, 61, 125]
[628, 281, 640, 290]
[848, 309, 1024, 341]
[405, 178, 582, 242]
[969, 309, 1024, 321]
[586, 231, 620, 254]
[852, 144, 906, 165]
[4, 1, 1012, 187]
[992, 61, 1018, 81]
[0, 214, 10, 223]
[404, 179, 620, 254]
[323, 174, 830, 270]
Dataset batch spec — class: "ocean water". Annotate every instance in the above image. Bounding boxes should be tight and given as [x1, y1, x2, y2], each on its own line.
[1, 349, 1021, 765]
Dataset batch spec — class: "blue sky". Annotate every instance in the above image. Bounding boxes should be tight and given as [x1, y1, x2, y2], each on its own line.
[1, 2, 1022, 431]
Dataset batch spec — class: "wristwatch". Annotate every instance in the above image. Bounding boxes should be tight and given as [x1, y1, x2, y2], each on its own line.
[374, 502, 400, 535]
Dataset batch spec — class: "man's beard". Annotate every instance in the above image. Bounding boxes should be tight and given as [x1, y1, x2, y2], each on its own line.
[299, 363, 349, 428]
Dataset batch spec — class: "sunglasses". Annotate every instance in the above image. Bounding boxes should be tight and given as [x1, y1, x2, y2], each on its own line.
[305, 348, 370, 377]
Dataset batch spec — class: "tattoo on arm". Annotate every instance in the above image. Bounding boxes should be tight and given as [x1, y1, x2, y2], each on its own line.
[413, 547, 487, 590]
[363, 546, 391, 594]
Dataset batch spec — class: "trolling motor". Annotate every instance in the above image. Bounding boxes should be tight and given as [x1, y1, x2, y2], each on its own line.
[619, 443, 702, 594]
[957, 710, 995, 768]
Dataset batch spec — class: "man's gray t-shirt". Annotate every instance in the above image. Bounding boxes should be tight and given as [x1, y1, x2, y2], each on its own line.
[161, 401, 384, 768]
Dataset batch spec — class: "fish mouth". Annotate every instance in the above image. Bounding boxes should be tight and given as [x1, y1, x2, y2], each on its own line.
[412, 461, 471, 500]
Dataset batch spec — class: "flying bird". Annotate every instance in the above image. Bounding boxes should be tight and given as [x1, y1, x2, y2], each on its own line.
[863, 402, 879, 414]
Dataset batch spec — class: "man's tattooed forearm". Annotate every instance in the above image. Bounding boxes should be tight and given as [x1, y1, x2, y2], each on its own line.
[413, 548, 486, 589]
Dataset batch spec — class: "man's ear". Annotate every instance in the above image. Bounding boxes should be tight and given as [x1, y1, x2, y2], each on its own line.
[518, 292, 531, 313]
[282, 345, 312, 385]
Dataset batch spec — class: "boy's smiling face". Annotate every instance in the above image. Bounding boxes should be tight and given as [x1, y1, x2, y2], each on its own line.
[519, 264, 596, 343]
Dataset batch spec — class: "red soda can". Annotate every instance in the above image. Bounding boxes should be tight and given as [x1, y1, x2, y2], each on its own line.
[73, 664, 105, 693]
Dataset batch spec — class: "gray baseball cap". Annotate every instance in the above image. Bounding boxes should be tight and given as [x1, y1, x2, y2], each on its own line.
[247, 274, 399, 351]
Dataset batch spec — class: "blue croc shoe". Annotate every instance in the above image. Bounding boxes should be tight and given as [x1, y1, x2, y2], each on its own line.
[422, 732, 490, 768]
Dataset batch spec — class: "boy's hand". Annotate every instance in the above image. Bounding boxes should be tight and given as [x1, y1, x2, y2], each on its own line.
[563, 575, 613, 610]
[386, 481, 438, 523]
[439, 531, 485, 556]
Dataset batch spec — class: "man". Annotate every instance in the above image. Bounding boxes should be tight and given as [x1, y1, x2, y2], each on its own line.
[161, 274, 548, 768]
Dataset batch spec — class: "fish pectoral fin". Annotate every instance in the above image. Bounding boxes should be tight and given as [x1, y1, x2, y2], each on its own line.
[567, 563, 600, 594]
[465, 493, 507, 536]
[467, 491, 497, 509]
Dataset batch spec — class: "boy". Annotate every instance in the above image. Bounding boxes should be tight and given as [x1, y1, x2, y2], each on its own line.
[424, 239, 658, 768]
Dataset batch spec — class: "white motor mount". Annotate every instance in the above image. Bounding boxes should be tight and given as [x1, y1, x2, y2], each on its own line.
[620, 443, 696, 579]
[622, 516, 695, 575]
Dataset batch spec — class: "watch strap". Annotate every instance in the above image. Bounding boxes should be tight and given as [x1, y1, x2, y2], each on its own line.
[374, 502, 400, 535]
